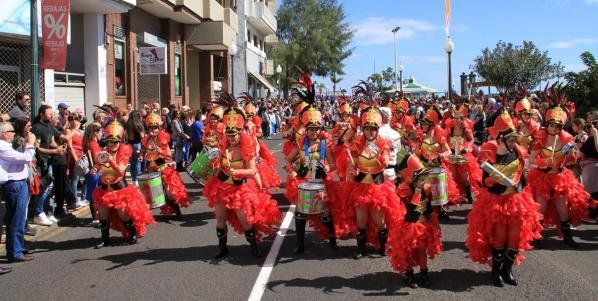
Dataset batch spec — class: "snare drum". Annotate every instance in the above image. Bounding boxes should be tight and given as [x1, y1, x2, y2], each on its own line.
[138, 172, 166, 208]
[297, 182, 328, 214]
[189, 147, 218, 184]
[425, 167, 448, 206]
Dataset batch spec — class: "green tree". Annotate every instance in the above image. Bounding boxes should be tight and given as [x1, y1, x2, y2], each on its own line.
[367, 67, 395, 92]
[564, 51, 598, 117]
[472, 41, 563, 92]
[331, 72, 343, 95]
[273, 0, 353, 97]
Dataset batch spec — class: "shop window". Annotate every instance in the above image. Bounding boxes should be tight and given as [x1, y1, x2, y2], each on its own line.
[114, 39, 126, 96]
[175, 54, 182, 97]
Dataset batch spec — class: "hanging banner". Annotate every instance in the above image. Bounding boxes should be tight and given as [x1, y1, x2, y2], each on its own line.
[139, 47, 168, 75]
[41, 0, 70, 71]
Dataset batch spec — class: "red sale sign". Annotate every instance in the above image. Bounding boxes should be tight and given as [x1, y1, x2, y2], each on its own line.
[41, 0, 70, 71]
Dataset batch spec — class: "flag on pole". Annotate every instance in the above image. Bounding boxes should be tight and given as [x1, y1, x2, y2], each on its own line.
[444, 0, 451, 37]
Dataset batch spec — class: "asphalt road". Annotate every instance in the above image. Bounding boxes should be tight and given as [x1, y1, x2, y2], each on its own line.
[1, 135, 597, 301]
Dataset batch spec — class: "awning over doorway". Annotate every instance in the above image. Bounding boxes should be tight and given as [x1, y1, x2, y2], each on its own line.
[248, 71, 276, 92]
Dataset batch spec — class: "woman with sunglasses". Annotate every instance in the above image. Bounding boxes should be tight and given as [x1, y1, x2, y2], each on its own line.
[338, 106, 404, 259]
[64, 113, 85, 209]
[92, 120, 155, 247]
[527, 104, 590, 248]
[141, 113, 190, 218]
[202, 107, 281, 258]
[443, 104, 481, 204]
[513, 97, 540, 151]
[391, 97, 416, 149]
[466, 110, 542, 287]
[82, 122, 103, 224]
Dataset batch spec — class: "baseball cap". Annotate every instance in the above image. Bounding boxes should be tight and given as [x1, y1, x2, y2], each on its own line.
[58, 102, 69, 109]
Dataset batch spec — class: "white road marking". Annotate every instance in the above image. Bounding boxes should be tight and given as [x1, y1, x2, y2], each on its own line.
[248, 205, 296, 301]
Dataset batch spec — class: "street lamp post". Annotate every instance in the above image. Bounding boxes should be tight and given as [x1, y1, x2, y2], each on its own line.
[444, 36, 454, 102]
[399, 63, 404, 91]
[392, 26, 401, 91]
[276, 64, 282, 98]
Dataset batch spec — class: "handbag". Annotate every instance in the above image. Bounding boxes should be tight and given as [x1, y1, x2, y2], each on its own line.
[75, 154, 91, 175]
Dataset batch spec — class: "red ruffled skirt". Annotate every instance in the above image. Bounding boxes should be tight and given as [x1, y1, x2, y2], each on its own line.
[282, 140, 296, 157]
[336, 181, 405, 248]
[93, 185, 156, 238]
[387, 215, 442, 272]
[160, 166, 192, 215]
[465, 189, 542, 266]
[285, 176, 342, 239]
[444, 153, 482, 201]
[203, 177, 281, 241]
[257, 141, 281, 189]
[526, 168, 590, 227]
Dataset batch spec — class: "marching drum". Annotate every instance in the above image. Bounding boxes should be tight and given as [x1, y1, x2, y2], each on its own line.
[138, 172, 166, 208]
[188, 147, 219, 184]
[425, 167, 448, 206]
[297, 182, 328, 214]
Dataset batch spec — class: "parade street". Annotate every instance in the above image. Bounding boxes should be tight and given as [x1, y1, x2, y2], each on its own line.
[1, 135, 596, 301]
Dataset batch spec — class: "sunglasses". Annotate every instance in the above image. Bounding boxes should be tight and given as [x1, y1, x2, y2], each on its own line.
[5, 130, 15, 133]
[148, 126, 159, 130]
[107, 140, 120, 144]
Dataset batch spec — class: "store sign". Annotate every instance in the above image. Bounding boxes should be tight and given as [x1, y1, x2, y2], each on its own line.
[139, 46, 167, 75]
[40, 0, 69, 71]
[0, 0, 41, 36]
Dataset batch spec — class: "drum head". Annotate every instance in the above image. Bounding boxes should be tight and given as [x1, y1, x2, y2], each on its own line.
[428, 167, 444, 175]
[298, 182, 325, 191]
[138, 172, 160, 180]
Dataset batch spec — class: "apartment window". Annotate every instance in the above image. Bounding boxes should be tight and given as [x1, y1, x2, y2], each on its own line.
[260, 40, 263, 50]
[253, 35, 258, 47]
[114, 39, 126, 96]
[247, 30, 251, 43]
[174, 54, 182, 97]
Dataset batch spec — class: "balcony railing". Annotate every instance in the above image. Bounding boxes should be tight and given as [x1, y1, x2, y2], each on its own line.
[246, 0, 277, 34]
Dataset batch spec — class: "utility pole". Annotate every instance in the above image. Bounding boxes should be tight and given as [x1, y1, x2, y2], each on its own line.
[30, 0, 40, 120]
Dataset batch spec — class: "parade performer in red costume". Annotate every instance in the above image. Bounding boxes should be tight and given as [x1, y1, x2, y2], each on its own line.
[466, 109, 542, 287]
[285, 73, 339, 253]
[337, 103, 404, 259]
[391, 96, 416, 148]
[93, 120, 155, 247]
[413, 107, 459, 217]
[513, 95, 540, 151]
[282, 98, 309, 158]
[331, 100, 358, 180]
[240, 94, 280, 190]
[202, 106, 281, 258]
[443, 103, 482, 203]
[202, 105, 225, 149]
[387, 152, 441, 288]
[527, 88, 589, 248]
[141, 112, 191, 217]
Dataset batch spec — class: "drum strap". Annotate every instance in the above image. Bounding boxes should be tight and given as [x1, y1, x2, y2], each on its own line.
[303, 139, 326, 164]
[100, 178, 127, 191]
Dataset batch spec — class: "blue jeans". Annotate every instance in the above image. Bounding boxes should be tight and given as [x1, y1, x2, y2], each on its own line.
[2, 180, 29, 260]
[183, 141, 191, 165]
[174, 137, 184, 163]
[129, 143, 141, 182]
[85, 172, 101, 219]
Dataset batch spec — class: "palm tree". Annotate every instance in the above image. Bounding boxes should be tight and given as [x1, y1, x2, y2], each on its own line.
[331, 73, 343, 96]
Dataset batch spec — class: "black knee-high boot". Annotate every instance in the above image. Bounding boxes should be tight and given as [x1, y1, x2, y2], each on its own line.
[322, 215, 338, 250]
[97, 220, 111, 248]
[377, 228, 388, 256]
[353, 228, 367, 259]
[560, 220, 580, 249]
[294, 213, 306, 254]
[215, 227, 229, 259]
[501, 248, 518, 286]
[465, 185, 475, 203]
[123, 220, 137, 244]
[491, 248, 504, 287]
[245, 229, 262, 258]
[404, 269, 418, 288]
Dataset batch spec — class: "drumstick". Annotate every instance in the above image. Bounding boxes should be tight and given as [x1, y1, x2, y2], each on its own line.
[88, 150, 94, 166]
[346, 148, 355, 167]
[551, 135, 557, 162]
[226, 149, 232, 172]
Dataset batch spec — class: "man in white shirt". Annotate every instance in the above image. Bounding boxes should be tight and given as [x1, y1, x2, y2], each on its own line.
[378, 107, 401, 181]
[0, 122, 36, 264]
